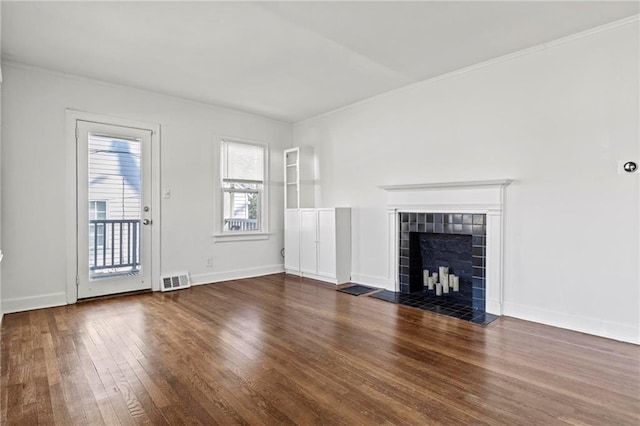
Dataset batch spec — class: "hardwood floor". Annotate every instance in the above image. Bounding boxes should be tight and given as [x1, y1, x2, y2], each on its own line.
[1, 273, 639, 425]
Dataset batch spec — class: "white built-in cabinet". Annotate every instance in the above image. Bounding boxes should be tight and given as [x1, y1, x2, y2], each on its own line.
[284, 208, 351, 285]
[284, 146, 350, 285]
[284, 146, 314, 209]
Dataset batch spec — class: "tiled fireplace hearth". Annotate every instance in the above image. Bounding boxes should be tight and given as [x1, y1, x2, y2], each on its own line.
[380, 180, 512, 317]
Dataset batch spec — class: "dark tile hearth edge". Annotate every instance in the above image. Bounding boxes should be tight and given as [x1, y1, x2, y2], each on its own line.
[369, 290, 498, 325]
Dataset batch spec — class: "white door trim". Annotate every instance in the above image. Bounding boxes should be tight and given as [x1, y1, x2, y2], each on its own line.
[66, 109, 161, 304]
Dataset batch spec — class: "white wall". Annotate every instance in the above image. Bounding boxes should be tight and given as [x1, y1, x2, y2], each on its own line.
[0, 1, 3, 324]
[294, 20, 640, 343]
[1, 64, 291, 313]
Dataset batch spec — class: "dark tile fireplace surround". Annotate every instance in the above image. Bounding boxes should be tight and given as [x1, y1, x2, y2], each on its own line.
[392, 212, 495, 323]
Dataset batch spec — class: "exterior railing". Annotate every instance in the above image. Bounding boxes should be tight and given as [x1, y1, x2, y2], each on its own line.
[224, 218, 258, 231]
[89, 219, 140, 271]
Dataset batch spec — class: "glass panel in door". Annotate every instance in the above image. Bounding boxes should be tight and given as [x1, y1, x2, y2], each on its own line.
[88, 134, 142, 279]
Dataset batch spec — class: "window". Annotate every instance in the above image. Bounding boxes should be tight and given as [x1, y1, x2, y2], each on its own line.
[220, 139, 267, 233]
[89, 200, 107, 247]
[89, 200, 107, 221]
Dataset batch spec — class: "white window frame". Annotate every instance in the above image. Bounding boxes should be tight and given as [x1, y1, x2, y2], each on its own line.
[214, 137, 270, 242]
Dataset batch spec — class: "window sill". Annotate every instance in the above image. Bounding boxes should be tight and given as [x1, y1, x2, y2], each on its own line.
[213, 232, 272, 243]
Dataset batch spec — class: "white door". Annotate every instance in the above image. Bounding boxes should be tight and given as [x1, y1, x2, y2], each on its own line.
[284, 209, 301, 271]
[76, 120, 153, 299]
[317, 209, 337, 278]
[299, 209, 318, 274]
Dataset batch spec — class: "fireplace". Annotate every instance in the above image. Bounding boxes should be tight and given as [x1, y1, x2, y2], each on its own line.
[380, 180, 512, 316]
[399, 212, 486, 310]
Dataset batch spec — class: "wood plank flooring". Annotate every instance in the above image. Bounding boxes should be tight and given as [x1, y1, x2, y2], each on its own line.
[1, 273, 639, 425]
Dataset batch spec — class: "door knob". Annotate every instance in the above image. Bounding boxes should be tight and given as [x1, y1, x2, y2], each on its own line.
[142, 219, 152, 225]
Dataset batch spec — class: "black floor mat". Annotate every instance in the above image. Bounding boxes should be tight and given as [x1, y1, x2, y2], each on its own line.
[338, 285, 378, 296]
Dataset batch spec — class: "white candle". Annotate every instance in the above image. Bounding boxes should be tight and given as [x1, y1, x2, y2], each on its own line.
[432, 272, 438, 283]
[427, 277, 434, 290]
[449, 274, 455, 287]
[423, 269, 430, 285]
[441, 273, 449, 292]
[439, 266, 449, 278]
[452, 276, 460, 292]
[435, 283, 442, 296]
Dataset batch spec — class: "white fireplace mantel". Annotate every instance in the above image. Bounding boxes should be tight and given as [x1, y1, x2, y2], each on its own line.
[380, 179, 512, 315]
[379, 179, 512, 191]
[379, 180, 512, 213]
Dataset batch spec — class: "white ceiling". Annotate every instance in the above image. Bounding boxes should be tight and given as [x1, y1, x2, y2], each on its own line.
[2, 1, 638, 123]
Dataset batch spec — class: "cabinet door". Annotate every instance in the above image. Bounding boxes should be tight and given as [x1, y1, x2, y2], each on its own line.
[299, 209, 318, 274]
[317, 209, 337, 278]
[284, 210, 300, 271]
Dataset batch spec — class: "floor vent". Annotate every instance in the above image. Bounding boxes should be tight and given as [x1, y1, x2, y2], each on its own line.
[160, 273, 191, 292]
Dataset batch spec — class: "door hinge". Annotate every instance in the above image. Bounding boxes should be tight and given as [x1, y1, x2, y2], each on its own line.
[75, 126, 79, 140]
[76, 275, 80, 286]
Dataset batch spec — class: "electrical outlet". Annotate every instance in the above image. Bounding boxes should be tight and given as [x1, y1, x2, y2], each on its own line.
[163, 189, 171, 199]
[206, 257, 213, 267]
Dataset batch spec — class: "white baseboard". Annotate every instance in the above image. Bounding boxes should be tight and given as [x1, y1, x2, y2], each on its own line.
[2, 292, 67, 314]
[284, 269, 301, 277]
[503, 301, 639, 345]
[350, 273, 395, 291]
[300, 272, 339, 285]
[190, 264, 284, 286]
[284, 269, 351, 285]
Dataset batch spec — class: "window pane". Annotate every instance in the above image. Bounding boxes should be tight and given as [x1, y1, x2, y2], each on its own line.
[223, 189, 260, 232]
[89, 200, 107, 220]
[97, 201, 107, 220]
[222, 141, 264, 182]
[88, 201, 106, 250]
[222, 181, 261, 191]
